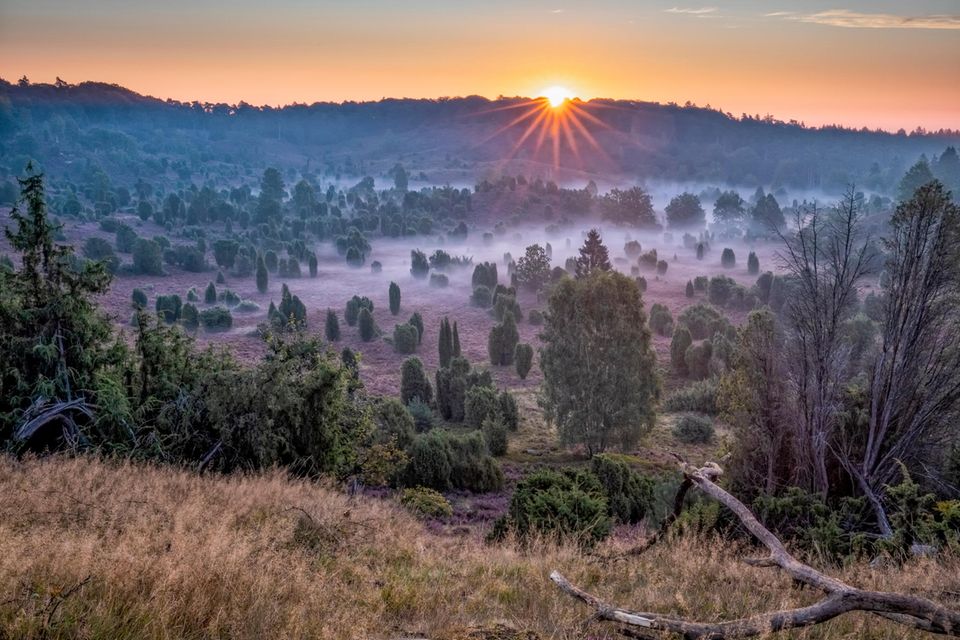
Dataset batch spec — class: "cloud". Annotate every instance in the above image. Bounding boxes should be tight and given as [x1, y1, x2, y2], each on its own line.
[781, 9, 960, 30]
[664, 7, 718, 15]
[550, 8, 565, 13]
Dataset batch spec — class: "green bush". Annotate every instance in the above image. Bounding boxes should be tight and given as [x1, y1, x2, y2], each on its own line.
[132, 238, 164, 275]
[181, 302, 199, 330]
[358, 307, 376, 341]
[708, 275, 736, 306]
[649, 303, 674, 336]
[493, 468, 611, 546]
[488, 311, 519, 366]
[465, 385, 500, 429]
[345, 295, 373, 327]
[402, 431, 453, 490]
[664, 379, 717, 414]
[345, 246, 364, 267]
[591, 454, 654, 524]
[672, 413, 714, 443]
[393, 323, 418, 353]
[408, 312, 424, 344]
[115, 224, 138, 253]
[200, 306, 233, 331]
[514, 343, 534, 379]
[472, 262, 498, 289]
[400, 357, 432, 405]
[471, 285, 492, 307]
[747, 251, 760, 275]
[482, 414, 508, 456]
[721, 247, 736, 268]
[410, 249, 429, 278]
[499, 391, 519, 431]
[204, 281, 217, 304]
[324, 309, 341, 341]
[82, 237, 119, 272]
[407, 397, 435, 433]
[373, 397, 416, 450]
[678, 304, 725, 340]
[684, 340, 713, 380]
[402, 430, 502, 493]
[635, 276, 647, 292]
[389, 281, 401, 315]
[155, 294, 182, 323]
[216, 269, 227, 284]
[399, 487, 453, 519]
[429, 273, 449, 288]
[131, 288, 148, 309]
[670, 325, 693, 374]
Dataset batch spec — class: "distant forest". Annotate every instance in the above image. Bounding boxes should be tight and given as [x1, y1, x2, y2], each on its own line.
[1, 77, 959, 202]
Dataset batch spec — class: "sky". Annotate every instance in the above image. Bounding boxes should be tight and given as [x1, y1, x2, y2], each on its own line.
[1, 0, 958, 131]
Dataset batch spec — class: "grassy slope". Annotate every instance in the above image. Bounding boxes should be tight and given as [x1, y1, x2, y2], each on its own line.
[2, 456, 957, 640]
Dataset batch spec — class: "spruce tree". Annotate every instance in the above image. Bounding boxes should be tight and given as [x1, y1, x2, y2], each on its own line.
[575, 228, 612, 278]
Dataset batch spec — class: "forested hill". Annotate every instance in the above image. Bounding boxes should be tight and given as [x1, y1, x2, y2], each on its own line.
[1, 78, 957, 195]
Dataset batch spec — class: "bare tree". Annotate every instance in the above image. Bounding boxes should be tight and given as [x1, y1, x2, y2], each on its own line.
[776, 189, 875, 495]
[551, 461, 960, 638]
[839, 181, 960, 535]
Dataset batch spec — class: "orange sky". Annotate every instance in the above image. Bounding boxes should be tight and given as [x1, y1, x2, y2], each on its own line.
[1, 1, 958, 131]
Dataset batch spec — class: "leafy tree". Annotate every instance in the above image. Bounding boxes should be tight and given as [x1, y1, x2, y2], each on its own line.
[539, 271, 659, 454]
[514, 244, 551, 291]
[515, 343, 534, 379]
[400, 357, 432, 405]
[601, 186, 659, 229]
[325, 309, 340, 341]
[574, 228, 611, 278]
[713, 191, 746, 224]
[389, 281, 401, 315]
[256, 255, 268, 293]
[665, 192, 706, 229]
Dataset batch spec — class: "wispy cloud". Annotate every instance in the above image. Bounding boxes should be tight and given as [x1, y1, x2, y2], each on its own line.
[779, 9, 960, 30]
[549, 8, 565, 14]
[664, 7, 718, 16]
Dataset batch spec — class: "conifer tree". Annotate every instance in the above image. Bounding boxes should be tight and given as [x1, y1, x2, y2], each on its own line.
[575, 228, 612, 278]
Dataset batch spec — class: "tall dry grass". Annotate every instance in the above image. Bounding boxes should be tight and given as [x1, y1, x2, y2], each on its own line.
[1, 455, 956, 639]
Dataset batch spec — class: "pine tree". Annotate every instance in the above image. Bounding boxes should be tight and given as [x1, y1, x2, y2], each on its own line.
[389, 281, 401, 315]
[575, 228, 612, 278]
[256, 255, 269, 293]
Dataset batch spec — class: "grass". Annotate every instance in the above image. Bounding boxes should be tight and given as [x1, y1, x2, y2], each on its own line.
[2, 456, 958, 639]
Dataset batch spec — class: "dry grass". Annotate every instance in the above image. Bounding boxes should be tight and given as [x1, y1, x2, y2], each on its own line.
[1, 456, 957, 640]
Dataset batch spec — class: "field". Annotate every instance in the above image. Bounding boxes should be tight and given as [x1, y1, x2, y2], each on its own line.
[1, 455, 956, 640]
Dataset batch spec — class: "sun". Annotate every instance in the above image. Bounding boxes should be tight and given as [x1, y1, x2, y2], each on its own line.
[540, 85, 574, 108]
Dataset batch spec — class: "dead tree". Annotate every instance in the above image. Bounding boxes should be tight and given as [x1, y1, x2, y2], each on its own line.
[551, 461, 960, 639]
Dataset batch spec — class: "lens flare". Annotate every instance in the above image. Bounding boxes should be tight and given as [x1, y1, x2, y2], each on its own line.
[541, 86, 574, 108]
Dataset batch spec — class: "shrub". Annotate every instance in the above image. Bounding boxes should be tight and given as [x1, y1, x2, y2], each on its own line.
[82, 237, 119, 272]
[256, 255, 268, 293]
[471, 285, 492, 307]
[358, 307, 376, 341]
[656, 259, 668, 275]
[493, 292, 522, 321]
[132, 238, 163, 275]
[407, 398, 435, 433]
[399, 487, 452, 519]
[708, 275, 736, 307]
[638, 249, 658, 270]
[345, 295, 373, 326]
[528, 309, 544, 325]
[493, 468, 610, 546]
[499, 391, 519, 431]
[410, 249, 429, 278]
[393, 323, 418, 353]
[220, 289, 241, 307]
[345, 246, 364, 267]
[325, 309, 340, 341]
[400, 357, 432, 405]
[155, 294, 182, 323]
[670, 325, 693, 373]
[204, 281, 217, 304]
[429, 273, 449, 288]
[236, 300, 260, 313]
[308, 253, 318, 277]
[488, 311, 519, 366]
[186, 287, 199, 302]
[649, 303, 674, 336]
[515, 343, 534, 379]
[635, 276, 647, 292]
[678, 304, 725, 340]
[181, 302, 199, 330]
[686, 280, 695, 298]
[672, 413, 714, 443]
[471, 262, 498, 289]
[264, 249, 278, 272]
[721, 247, 736, 268]
[402, 431, 453, 491]
[465, 385, 500, 429]
[624, 240, 642, 258]
[684, 340, 713, 380]
[408, 312, 424, 344]
[370, 260, 382, 273]
[664, 379, 717, 414]
[447, 431, 503, 492]
[389, 281, 401, 315]
[373, 398, 416, 450]
[115, 224, 138, 253]
[747, 251, 760, 275]
[200, 306, 233, 331]
[482, 414, 508, 456]
[131, 288, 148, 309]
[591, 454, 654, 524]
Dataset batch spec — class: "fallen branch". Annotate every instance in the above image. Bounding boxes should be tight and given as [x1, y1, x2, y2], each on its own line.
[551, 461, 960, 638]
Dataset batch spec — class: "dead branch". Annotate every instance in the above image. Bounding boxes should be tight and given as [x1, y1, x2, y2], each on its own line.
[551, 462, 960, 638]
[13, 397, 94, 443]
